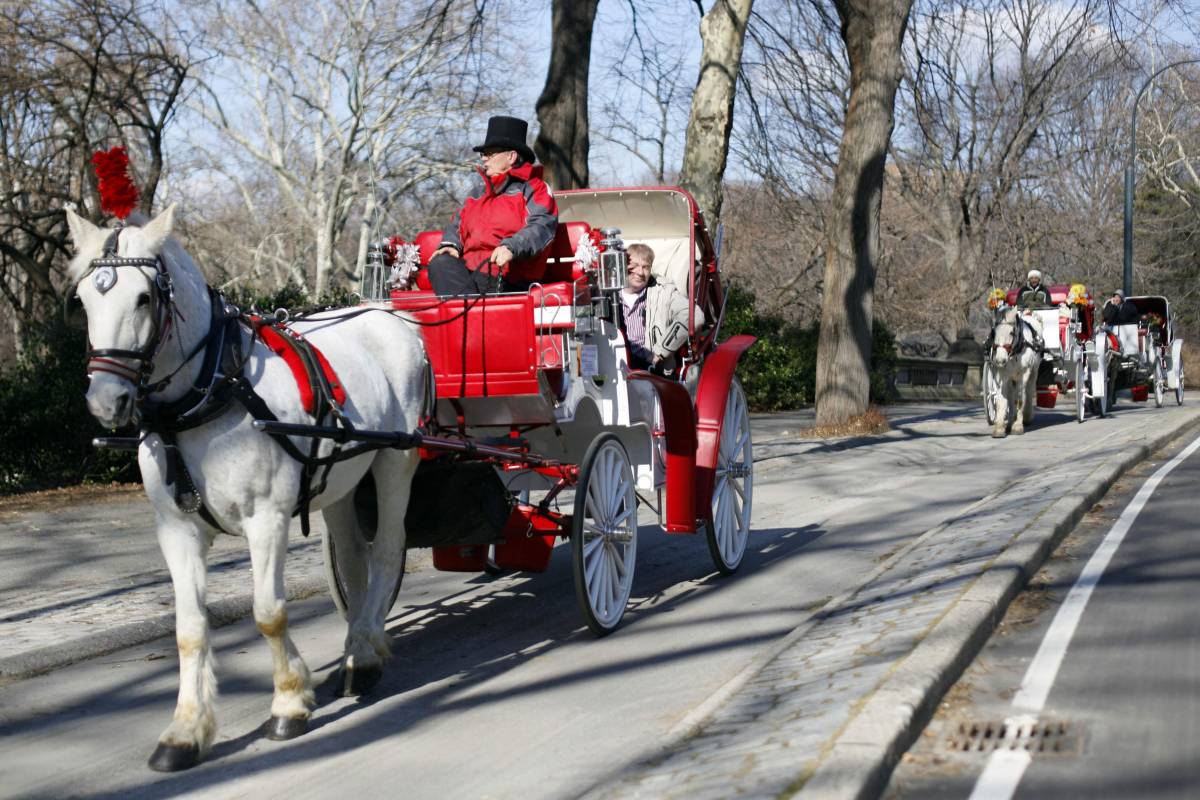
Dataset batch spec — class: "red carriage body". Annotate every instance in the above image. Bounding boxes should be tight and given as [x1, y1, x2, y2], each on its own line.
[362, 186, 756, 634]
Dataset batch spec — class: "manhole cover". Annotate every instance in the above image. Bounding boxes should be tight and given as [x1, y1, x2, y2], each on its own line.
[945, 718, 1081, 756]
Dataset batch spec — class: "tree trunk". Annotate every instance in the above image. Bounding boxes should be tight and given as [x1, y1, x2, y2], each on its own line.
[679, 0, 753, 227]
[535, 0, 599, 190]
[815, 0, 912, 427]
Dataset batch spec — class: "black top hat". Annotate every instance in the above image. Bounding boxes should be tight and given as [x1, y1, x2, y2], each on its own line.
[474, 116, 536, 165]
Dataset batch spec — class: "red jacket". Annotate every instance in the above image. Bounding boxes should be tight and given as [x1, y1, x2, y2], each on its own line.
[440, 162, 558, 283]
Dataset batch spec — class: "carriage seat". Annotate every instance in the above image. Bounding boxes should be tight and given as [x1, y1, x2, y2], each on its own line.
[1004, 284, 1070, 307]
[398, 222, 594, 297]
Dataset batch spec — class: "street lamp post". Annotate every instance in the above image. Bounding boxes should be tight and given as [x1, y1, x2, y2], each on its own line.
[1124, 58, 1200, 296]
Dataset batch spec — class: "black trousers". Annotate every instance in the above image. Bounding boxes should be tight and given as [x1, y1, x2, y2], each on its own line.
[428, 253, 498, 296]
[427, 253, 533, 297]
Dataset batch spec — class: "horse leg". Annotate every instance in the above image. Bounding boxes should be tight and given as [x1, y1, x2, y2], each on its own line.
[1023, 365, 1038, 426]
[340, 449, 417, 696]
[1012, 376, 1026, 435]
[148, 517, 217, 772]
[992, 376, 1009, 438]
[246, 512, 314, 740]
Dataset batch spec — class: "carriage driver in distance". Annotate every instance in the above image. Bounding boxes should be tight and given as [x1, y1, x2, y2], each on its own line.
[1102, 289, 1139, 326]
[429, 116, 558, 296]
[1016, 269, 1053, 308]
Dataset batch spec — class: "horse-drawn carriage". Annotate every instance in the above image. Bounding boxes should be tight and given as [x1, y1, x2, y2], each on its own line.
[333, 185, 757, 635]
[1101, 295, 1185, 408]
[984, 283, 1100, 432]
[67, 170, 755, 770]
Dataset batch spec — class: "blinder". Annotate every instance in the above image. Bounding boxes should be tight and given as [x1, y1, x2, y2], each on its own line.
[75, 226, 177, 390]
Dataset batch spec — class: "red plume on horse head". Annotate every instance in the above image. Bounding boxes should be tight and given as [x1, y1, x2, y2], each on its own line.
[91, 146, 140, 220]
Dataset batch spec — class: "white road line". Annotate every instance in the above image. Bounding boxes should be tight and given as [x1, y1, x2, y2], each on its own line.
[968, 432, 1200, 800]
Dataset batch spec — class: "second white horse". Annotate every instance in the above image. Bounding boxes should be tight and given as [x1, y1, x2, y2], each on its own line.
[988, 307, 1043, 438]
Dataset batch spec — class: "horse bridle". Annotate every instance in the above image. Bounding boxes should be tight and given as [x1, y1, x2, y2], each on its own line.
[990, 312, 1027, 358]
[75, 227, 177, 391]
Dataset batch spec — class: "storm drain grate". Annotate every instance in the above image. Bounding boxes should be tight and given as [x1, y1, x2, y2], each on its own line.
[945, 719, 1081, 756]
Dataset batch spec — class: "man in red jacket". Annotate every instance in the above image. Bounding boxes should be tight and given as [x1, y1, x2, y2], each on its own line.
[430, 116, 558, 296]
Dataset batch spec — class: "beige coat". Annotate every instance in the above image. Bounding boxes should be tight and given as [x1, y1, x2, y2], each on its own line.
[645, 281, 705, 360]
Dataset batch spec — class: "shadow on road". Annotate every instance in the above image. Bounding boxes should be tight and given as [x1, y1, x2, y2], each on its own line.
[6, 522, 830, 799]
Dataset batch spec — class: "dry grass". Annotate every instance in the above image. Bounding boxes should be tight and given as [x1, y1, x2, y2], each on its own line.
[798, 406, 891, 440]
[1182, 340, 1200, 389]
[0, 482, 142, 514]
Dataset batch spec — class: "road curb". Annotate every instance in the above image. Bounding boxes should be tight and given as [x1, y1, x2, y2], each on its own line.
[0, 576, 328, 684]
[796, 411, 1200, 799]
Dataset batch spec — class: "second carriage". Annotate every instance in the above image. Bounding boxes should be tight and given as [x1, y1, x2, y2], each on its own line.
[1101, 295, 1185, 409]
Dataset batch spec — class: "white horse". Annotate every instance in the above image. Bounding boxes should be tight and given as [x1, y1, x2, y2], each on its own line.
[66, 205, 424, 771]
[988, 307, 1042, 438]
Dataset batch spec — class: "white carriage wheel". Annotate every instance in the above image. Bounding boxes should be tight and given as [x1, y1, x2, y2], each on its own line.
[1074, 355, 1086, 423]
[323, 478, 405, 620]
[1154, 359, 1165, 408]
[571, 434, 638, 636]
[1092, 337, 1108, 418]
[982, 361, 1000, 426]
[1176, 355, 1185, 406]
[1105, 360, 1119, 413]
[706, 378, 753, 575]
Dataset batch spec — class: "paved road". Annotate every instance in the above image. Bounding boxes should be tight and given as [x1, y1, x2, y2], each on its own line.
[0, 400, 1196, 799]
[888, 428, 1200, 799]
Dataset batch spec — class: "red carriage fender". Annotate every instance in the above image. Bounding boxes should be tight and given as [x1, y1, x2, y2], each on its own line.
[694, 335, 757, 523]
[627, 371, 698, 534]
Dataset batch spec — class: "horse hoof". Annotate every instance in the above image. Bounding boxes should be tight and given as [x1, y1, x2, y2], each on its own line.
[341, 664, 383, 696]
[991, 430, 1005, 439]
[148, 742, 200, 772]
[264, 715, 308, 741]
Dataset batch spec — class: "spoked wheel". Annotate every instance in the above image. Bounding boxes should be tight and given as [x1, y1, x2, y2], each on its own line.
[1091, 335, 1108, 418]
[983, 361, 1000, 426]
[572, 434, 638, 636]
[1074, 355, 1086, 423]
[706, 378, 753, 575]
[1154, 360, 1165, 408]
[1176, 357, 1186, 406]
[324, 475, 405, 620]
[1105, 363, 1119, 413]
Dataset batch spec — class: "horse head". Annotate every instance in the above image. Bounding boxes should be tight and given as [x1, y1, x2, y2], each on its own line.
[65, 205, 209, 429]
[990, 307, 1019, 368]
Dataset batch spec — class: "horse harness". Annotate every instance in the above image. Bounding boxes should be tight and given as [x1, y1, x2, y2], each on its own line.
[79, 227, 404, 537]
[988, 313, 1044, 359]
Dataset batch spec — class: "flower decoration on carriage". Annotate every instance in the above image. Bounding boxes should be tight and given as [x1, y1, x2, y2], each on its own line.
[1067, 283, 1090, 306]
[384, 236, 421, 290]
[573, 228, 603, 271]
[987, 287, 1007, 309]
[1141, 311, 1165, 332]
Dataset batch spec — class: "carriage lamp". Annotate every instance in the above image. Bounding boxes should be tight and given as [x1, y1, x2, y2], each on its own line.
[363, 241, 387, 301]
[597, 227, 627, 293]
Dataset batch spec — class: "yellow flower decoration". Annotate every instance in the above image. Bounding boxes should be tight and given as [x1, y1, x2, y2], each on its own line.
[1068, 283, 1089, 305]
[987, 287, 1006, 309]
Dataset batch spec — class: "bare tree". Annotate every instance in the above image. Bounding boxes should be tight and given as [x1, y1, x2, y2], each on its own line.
[594, 21, 690, 184]
[814, 0, 913, 426]
[535, 0, 599, 190]
[0, 0, 197, 349]
[188, 0, 492, 296]
[680, 0, 754, 226]
[888, 0, 1117, 341]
